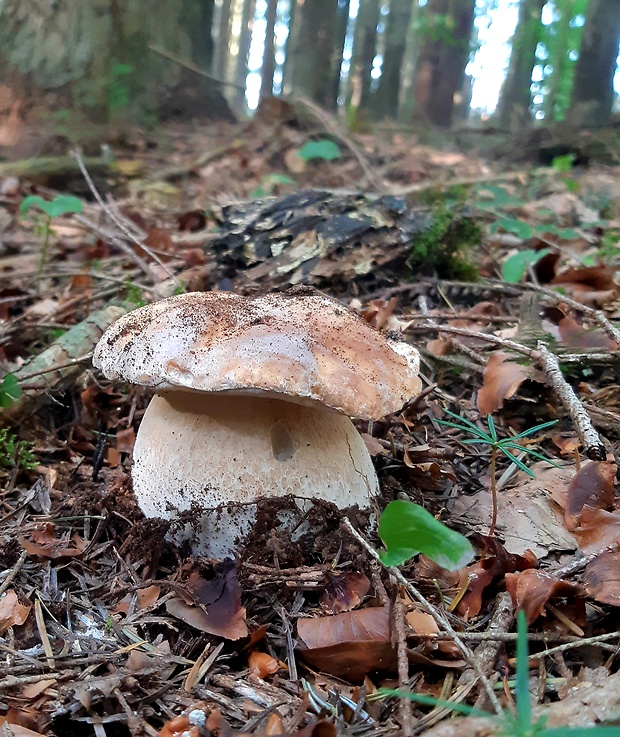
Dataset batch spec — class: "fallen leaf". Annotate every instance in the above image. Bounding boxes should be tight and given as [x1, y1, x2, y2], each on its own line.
[320, 570, 370, 614]
[426, 337, 452, 356]
[19, 523, 87, 559]
[0, 590, 31, 634]
[585, 549, 620, 606]
[406, 608, 461, 658]
[166, 561, 248, 640]
[115, 427, 136, 453]
[558, 316, 618, 350]
[457, 535, 537, 618]
[112, 585, 161, 615]
[565, 461, 616, 530]
[477, 351, 530, 415]
[247, 650, 285, 678]
[505, 569, 583, 623]
[551, 432, 581, 455]
[449, 462, 577, 557]
[574, 507, 620, 554]
[297, 606, 396, 681]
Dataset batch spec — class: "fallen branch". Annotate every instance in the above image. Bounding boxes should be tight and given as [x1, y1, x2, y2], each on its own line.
[535, 341, 606, 460]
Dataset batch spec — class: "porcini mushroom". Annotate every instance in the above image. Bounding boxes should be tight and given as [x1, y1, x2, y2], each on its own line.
[93, 289, 421, 557]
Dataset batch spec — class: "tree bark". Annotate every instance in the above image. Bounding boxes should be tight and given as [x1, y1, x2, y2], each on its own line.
[412, 0, 476, 128]
[348, 0, 380, 113]
[374, 0, 413, 118]
[287, 0, 339, 108]
[571, 0, 620, 126]
[234, 0, 255, 89]
[496, 0, 546, 128]
[260, 0, 278, 98]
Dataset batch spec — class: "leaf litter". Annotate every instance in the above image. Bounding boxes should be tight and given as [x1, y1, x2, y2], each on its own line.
[1, 112, 620, 736]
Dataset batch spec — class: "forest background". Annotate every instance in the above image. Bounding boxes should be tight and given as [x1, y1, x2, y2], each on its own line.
[1, 0, 619, 145]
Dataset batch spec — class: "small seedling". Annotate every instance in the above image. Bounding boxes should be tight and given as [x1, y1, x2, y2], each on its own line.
[436, 411, 559, 536]
[20, 195, 84, 290]
[378, 499, 474, 570]
[0, 428, 37, 471]
[376, 610, 619, 736]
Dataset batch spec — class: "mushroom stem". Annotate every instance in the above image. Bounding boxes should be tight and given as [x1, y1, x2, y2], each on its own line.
[132, 392, 379, 557]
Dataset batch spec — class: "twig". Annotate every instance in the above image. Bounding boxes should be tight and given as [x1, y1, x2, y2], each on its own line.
[341, 517, 503, 715]
[529, 283, 620, 346]
[73, 150, 176, 284]
[528, 630, 620, 663]
[393, 593, 413, 734]
[406, 323, 536, 358]
[0, 550, 28, 597]
[553, 542, 620, 579]
[536, 342, 606, 460]
[148, 44, 246, 91]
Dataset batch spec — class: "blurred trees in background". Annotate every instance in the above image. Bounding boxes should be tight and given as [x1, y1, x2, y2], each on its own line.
[0, 0, 619, 133]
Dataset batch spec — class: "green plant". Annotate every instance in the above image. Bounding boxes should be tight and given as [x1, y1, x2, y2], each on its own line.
[377, 610, 619, 736]
[0, 428, 37, 471]
[0, 374, 21, 408]
[20, 195, 84, 291]
[378, 499, 474, 570]
[436, 412, 559, 536]
[124, 280, 146, 309]
[408, 200, 481, 280]
[250, 173, 296, 198]
[297, 140, 341, 162]
[502, 248, 551, 283]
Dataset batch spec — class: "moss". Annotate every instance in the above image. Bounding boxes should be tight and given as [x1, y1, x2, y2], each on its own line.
[0, 429, 37, 471]
[408, 189, 481, 279]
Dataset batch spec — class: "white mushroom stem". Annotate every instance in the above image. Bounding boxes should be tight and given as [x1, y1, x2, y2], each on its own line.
[132, 392, 379, 558]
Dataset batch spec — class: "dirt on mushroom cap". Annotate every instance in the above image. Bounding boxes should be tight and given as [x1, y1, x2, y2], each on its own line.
[92, 288, 421, 420]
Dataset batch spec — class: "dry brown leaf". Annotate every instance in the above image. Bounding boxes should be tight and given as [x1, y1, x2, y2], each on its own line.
[20, 680, 56, 699]
[320, 570, 370, 614]
[565, 460, 616, 530]
[450, 462, 577, 557]
[0, 590, 30, 634]
[551, 432, 582, 455]
[505, 569, 583, 623]
[585, 549, 620, 606]
[116, 427, 136, 453]
[477, 351, 529, 415]
[574, 507, 620, 554]
[297, 606, 396, 681]
[247, 650, 285, 678]
[558, 316, 618, 350]
[19, 523, 87, 560]
[112, 585, 161, 615]
[426, 337, 452, 356]
[166, 562, 248, 640]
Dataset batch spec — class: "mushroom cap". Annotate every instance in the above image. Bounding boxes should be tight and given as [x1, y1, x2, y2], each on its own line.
[93, 289, 421, 420]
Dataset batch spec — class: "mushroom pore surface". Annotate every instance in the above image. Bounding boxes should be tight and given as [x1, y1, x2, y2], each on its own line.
[133, 391, 378, 558]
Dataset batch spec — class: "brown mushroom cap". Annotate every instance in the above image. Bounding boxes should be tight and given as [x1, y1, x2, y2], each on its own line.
[93, 289, 421, 420]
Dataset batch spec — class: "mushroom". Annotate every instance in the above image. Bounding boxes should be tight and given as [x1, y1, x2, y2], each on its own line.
[93, 289, 421, 557]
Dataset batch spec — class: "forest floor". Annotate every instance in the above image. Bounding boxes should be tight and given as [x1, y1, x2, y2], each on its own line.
[1, 107, 620, 737]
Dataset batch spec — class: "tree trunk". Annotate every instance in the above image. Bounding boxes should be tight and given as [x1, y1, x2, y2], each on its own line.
[412, 0, 476, 128]
[0, 0, 232, 130]
[234, 0, 255, 99]
[330, 0, 351, 107]
[287, 0, 339, 108]
[496, 0, 545, 128]
[348, 0, 380, 113]
[260, 0, 278, 98]
[214, 0, 233, 81]
[374, 0, 413, 118]
[571, 0, 620, 126]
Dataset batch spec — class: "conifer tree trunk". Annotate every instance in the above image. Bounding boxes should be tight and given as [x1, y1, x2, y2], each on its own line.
[571, 0, 620, 126]
[348, 0, 380, 113]
[412, 0, 476, 127]
[374, 0, 413, 118]
[260, 0, 278, 97]
[496, 0, 545, 128]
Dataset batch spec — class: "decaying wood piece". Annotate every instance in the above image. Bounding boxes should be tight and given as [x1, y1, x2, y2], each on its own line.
[5, 304, 127, 416]
[0, 155, 135, 183]
[211, 189, 444, 289]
